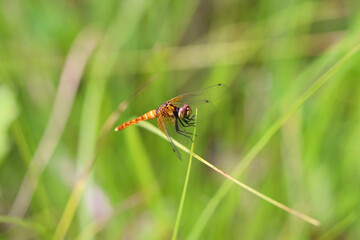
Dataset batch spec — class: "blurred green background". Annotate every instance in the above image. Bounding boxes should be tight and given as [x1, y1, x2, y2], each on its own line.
[1, 0, 360, 239]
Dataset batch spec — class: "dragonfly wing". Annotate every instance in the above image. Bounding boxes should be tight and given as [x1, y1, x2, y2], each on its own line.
[168, 83, 227, 107]
[167, 84, 227, 126]
[157, 115, 182, 160]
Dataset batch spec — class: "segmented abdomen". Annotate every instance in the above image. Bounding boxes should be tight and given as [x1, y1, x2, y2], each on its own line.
[114, 109, 157, 131]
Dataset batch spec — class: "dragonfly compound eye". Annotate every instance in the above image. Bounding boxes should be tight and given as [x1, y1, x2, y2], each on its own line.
[179, 104, 191, 118]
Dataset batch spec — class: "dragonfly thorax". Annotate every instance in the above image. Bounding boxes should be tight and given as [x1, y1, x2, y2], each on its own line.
[178, 104, 192, 119]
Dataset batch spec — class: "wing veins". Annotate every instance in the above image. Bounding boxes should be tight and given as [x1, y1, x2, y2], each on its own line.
[157, 115, 182, 160]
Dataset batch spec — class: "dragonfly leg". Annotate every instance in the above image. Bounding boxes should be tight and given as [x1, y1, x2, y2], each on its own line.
[179, 117, 196, 127]
[175, 119, 195, 142]
[184, 115, 196, 123]
[184, 115, 196, 126]
[177, 131, 195, 142]
[177, 118, 197, 139]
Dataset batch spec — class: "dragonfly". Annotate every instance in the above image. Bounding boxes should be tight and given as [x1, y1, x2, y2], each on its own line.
[114, 83, 225, 160]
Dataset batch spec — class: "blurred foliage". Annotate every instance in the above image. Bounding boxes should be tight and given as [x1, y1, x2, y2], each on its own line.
[0, 86, 18, 164]
[1, 0, 360, 239]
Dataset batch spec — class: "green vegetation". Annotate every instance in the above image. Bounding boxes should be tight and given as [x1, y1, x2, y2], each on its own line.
[1, 0, 360, 239]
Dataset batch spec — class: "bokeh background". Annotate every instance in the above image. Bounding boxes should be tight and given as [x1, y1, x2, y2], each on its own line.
[1, 0, 360, 239]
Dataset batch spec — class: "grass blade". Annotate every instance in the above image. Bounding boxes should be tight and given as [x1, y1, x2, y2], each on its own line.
[172, 109, 198, 240]
[52, 75, 155, 240]
[138, 120, 319, 225]
[8, 29, 98, 219]
[187, 41, 360, 239]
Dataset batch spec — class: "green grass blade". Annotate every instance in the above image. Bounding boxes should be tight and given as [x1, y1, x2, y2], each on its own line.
[188, 41, 360, 239]
[8, 30, 97, 219]
[53, 2, 150, 239]
[172, 109, 198, 240]
[318, 212, 357, 240]
[123, 125, 163, 206]
[0, 216, 46, 236]
[138, 121, 319, 225]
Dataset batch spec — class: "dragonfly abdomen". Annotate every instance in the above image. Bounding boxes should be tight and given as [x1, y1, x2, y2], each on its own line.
[115, 109, 157, 131]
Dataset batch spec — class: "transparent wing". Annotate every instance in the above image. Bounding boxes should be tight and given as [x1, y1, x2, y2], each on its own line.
[155, 84, 226, 160]
[162, 109, 196, 155]
[168, 83, 227, 107]
[167, 83, 227, 126]
[157, 115, 182, 160]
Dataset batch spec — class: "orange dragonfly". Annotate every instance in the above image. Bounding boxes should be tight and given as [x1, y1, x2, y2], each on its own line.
[115, 83, 225, 160]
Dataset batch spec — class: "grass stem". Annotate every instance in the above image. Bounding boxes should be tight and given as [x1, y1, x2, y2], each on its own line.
[172, 109, 198, 240]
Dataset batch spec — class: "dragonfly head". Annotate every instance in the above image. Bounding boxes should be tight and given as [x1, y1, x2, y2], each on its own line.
[178, 104, 192, 118]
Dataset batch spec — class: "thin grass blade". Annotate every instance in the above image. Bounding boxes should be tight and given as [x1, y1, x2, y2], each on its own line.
[172, 109, 198, 240]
